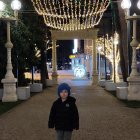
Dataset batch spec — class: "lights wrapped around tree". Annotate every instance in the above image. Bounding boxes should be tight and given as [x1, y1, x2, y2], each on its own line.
[31, 0, 110, 31]
[96, 33, 120, 82]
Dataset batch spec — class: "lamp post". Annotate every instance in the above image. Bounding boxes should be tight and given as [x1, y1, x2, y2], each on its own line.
[121, 0, 140, 100]
[98, 46, 102, 81]
[0, 0, 21, 102]
[121, 0, 131, 77]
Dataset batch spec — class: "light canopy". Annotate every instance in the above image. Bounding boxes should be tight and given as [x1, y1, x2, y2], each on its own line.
[31, 0, 110, 31]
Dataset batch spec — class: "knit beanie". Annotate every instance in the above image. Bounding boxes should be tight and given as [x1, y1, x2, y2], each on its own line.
[57, 83, 71, 96]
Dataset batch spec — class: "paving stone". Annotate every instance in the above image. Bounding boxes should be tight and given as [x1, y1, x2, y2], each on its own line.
[0, 85, 140, 140]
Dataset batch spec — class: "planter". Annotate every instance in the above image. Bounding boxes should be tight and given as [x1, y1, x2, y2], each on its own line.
[105, 81, 116, 91]
[99, 80, 106, 87]
[30, 83, 43, 92]
[116, 82, 127, 87]
[46, 79, 53, 87]
[17, 86, 30, 100]
[116, 87, 128, 100]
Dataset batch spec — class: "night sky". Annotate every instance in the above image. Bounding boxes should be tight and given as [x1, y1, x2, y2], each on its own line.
[46, 40, 73, 66]
[57, 40, 73, 63]
[47, 40, 84, 63]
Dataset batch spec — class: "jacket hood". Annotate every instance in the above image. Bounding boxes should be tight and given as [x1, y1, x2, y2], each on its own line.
[57, 83, 71, 96]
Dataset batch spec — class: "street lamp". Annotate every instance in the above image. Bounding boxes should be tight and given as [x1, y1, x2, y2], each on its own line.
[97, 46, 102, 81]
[0, 0, 21, 102]
[0, 1, 5, 12]
[121, 0, 140, 100]
[121, 0, 131, 11]
[121, 0, 131, 77]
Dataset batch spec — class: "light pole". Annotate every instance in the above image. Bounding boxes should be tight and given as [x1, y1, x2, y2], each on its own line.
[98, 46, 102, 81]
[121, 0, 140, 100]
[121, 0, 131, 77]
[0, 0, 21, 102]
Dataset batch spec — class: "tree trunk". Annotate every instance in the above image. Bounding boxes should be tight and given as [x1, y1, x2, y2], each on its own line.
[40, 48, 47, 88]
[117, 3, 130, 82]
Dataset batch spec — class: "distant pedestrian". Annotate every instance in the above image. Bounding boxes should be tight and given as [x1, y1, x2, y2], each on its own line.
[87, 72, 90, 79]
[48, 83, 79, 140]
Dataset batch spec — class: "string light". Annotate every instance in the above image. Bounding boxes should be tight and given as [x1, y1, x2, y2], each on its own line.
[96, 34, 120, 82]
[84, 33, 120, 82]
[31, 0, 110, 31]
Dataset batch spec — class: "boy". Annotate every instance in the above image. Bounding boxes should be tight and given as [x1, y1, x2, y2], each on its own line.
[48, 83, 79, 140]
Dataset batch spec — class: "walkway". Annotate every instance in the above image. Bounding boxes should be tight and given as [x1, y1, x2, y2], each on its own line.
[0, 84, 140, 140]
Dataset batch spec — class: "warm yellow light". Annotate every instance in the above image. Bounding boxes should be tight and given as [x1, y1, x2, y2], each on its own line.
[69, 55, 76, 59]
[95, 33, 120, 82]
[114, 32, 119, 45]
[31, 0, 110, 31]
[98, 46, 102, 51]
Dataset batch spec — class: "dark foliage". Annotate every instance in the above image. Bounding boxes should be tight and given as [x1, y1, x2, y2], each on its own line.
[0, 0, 51, 88]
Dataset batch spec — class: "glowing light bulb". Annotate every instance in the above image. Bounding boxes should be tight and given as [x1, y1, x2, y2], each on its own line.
[121, 0, 131, 9]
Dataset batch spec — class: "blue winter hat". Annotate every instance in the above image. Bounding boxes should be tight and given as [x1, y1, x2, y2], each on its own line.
[57, 83, 71, 96]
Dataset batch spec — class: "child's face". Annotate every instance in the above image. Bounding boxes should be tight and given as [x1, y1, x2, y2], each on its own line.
[60, 89, 68, 100]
